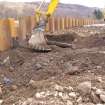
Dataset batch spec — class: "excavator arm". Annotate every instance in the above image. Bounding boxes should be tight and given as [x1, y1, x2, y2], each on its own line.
[28, 0, 59, 52]
[35, 0, 59, 25]
[47, 0, 59, 16]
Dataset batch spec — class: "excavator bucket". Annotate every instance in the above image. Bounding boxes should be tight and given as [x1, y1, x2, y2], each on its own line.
[28, 31, 52, 52]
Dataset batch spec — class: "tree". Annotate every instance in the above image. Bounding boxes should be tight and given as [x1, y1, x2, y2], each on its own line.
[93, 9, 104, 20]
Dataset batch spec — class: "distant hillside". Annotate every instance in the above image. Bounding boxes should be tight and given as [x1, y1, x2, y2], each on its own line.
[0, 2, 98, 19]
[55, 3, 98, 18]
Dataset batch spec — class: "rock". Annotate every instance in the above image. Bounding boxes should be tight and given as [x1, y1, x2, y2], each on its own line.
[29, 80, 37, 89]
[54, 91, 58, 97]
[96, 89, 103, 95]
[76, 96, 82, 103]
[35, 93, 42, 99]
[10, 85, 17, 91]
[0, 83, 2, 87]
[67, 100, 73, 105]
[3, 56, 10, 65]
[97, 77, 103, 83]
[68, 86, 74, 91]
[3, 77, 13, 85]
[0, 100, 3, 105]
[6, 95, 15, 104]
[9, 67, 14, 72]
[64, 62, 79, 74]
[42, 62, 48, 66]
[65, 86, 73, 92]
[35, 63, 42, 70]
[0, 87, 2, 95]
[58, 92, 69, 100]
[0, 87, 2, 98]
[29, 80, 51, 89]
[22, 98, 34, 105]
[50, 57, 53, 61]
[96, 66, 102, 69]
[54, 84, 64, 92]
[58, 92, 63, 97]
[92, 87, 97, 91]
[62, 93, 69, 100]
[100, 94, 105, 102]
[35, 91, 51, 99]
[90, 91, 100, 104]
[69, 92, 77, 98]
[77, 81, 91, 95]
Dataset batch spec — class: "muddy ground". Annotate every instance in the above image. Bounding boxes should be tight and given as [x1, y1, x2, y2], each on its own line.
[0, 26, 105, 105]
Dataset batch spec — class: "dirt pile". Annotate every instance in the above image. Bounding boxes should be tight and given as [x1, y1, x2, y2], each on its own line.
[0, 26, 105, 105]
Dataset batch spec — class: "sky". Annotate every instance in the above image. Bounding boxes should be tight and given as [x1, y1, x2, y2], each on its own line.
[1, 0, 105, 8]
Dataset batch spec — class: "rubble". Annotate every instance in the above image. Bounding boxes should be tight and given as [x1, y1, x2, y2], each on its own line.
[77, 81, 91, 95]
[29, 80, 37, 89]
[0, 26, 105, 105]
[67, 100, 73, 105]
[0, 100, 3, 105]
[54, 84, 64, 92]
[10, 85, 18, 91]
[76, 96, 82, 103]
[68, 92, 77, 98]
[90, 91, 100, 104]
[97, 77, 103, 83]
[96, 89, 103, 95]
[100, 94, 105, 103]
[0, 87, 2, 98]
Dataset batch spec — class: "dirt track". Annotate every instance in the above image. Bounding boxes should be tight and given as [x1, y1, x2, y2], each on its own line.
[0, 27, 105, 105]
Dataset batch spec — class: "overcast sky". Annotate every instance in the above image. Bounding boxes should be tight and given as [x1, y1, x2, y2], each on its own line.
[1, 0, 105, 8]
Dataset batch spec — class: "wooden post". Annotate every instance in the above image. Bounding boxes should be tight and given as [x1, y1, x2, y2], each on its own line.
[78, 18, 81, 27]
[0, 19, 12, 51]
[25, 16, 32, 35]
[18, 17, 27, 40]
[8, 18, 18, 38]
[30, 16, 36, 30]
[52, 17, 55, 32]
[46, 18, 50, 32]
[72, 18, 76, 27]
[62, 17, 65, 31]
[69, 18, 73, 28]
[81, 19, 84, 26]
[64, 17, 66, 30]
[66, 17, 69, 29]
[48, 17, 52, 32]
[54, 17, 58, 32]
[56, 17, 60, 32]
[59, 17, 63, 31]
[75, 19, 79, 27]
[83, 19, 85, 25]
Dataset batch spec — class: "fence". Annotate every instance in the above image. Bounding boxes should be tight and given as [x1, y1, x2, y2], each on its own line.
[0, 16, 96, 52]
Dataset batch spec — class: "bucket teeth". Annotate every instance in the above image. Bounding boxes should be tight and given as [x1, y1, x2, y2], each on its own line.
[28, 44, 52, 52]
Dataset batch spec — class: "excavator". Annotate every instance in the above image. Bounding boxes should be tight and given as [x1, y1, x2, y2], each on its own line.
[28, 0, 59, 52]
[28, 0, 72, 52]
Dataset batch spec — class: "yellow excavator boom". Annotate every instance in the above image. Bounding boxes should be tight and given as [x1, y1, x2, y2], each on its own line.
[46, 0, 59, 16]
[36, 0, 59, 23]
